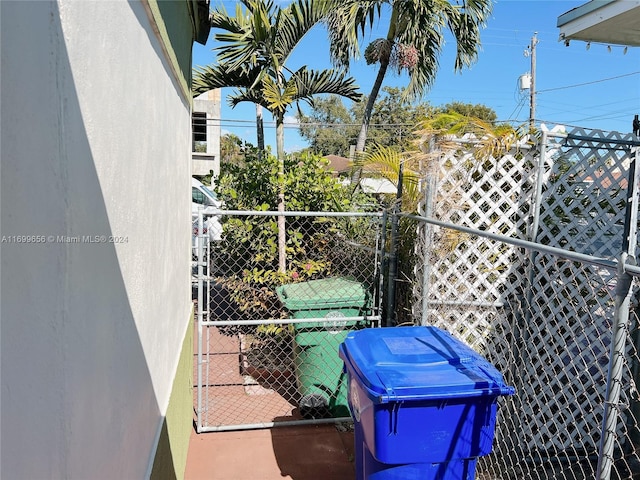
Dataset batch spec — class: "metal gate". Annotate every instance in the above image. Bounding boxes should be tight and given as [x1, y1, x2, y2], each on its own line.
[193, 210, 385, 432]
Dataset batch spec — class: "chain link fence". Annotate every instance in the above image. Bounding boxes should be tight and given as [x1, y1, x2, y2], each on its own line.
[193, 210, 385, 431]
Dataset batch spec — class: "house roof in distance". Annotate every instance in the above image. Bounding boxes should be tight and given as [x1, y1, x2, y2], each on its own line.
[323, 155, 352, 174]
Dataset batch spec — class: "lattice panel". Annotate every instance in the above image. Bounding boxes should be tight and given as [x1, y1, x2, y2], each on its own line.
[417, 148, 536, 312]
[537, 129, 633, 259]
[520, 256, 616, 451]
[412, 127, 640, 479]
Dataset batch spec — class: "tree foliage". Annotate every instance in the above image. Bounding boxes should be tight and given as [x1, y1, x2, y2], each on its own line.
[297, 95, 356, 157]
[298, 87, 432, 155]
[217, 151, 352, 214]
[214, 150, 361, 279]
[415, 111, 524, 162]
[213, 150, 369, 324]
[436, 101, 497, 124]
[220, 133, 251, 167]
[297, 88, 500, 158]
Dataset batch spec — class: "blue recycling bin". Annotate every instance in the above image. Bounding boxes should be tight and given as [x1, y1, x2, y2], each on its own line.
[338, 326, 515, 480]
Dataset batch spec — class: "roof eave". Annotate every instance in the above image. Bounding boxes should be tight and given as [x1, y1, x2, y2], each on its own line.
[557, 0, 640, 47]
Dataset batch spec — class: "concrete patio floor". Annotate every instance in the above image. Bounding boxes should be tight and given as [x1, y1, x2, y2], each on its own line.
[186, 299, 356, 479]
[184, 423, 356, 480]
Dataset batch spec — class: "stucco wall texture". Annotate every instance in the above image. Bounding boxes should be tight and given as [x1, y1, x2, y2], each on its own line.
[1, 1, 193, 478]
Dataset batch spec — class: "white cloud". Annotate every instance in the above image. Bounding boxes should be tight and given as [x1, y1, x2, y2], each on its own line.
[285, 143, 305, 153]
[283, 115, 300, 127]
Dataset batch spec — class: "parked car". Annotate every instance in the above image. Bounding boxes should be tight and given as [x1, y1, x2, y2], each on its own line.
[192, 177, 221, 214]
[192, 178, 222, 252]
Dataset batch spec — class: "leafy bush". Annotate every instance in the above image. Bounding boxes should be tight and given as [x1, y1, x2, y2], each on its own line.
[214, 151, 356, 273]
[212, 151, 371, 331]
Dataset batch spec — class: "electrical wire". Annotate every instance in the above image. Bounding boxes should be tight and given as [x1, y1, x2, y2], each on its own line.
[537, 71, 640, 93]
[195, 119, 420, 128]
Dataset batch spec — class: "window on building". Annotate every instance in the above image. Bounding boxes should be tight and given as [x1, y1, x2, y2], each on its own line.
[193, 112, 207, 152]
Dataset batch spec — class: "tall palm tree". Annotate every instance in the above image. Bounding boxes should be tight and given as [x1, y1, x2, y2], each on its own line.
[193, 0, 362, 272]
[325, 0, 493, 154]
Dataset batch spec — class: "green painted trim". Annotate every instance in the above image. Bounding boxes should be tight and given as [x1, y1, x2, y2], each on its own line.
[150, 309, 194, 480]
[144, 0, 210, 103]
[190, 0, 212, 45]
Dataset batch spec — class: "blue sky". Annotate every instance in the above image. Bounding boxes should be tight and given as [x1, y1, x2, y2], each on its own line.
[192, 0, 640, 152]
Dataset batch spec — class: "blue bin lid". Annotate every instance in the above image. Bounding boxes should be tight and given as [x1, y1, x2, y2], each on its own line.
[339, 326, 515, 403]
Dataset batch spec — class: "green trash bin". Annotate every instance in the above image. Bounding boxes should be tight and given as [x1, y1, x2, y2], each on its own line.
[276, 277, 369, 419]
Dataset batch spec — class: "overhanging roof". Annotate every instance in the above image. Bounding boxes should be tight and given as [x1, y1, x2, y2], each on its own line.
[558, 0, 640, 46]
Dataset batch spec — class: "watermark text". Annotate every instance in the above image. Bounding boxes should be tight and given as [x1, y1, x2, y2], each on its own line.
[2, 235, 129, 244]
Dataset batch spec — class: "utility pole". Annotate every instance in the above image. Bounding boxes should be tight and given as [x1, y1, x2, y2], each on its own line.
[529, 32, 538, 129]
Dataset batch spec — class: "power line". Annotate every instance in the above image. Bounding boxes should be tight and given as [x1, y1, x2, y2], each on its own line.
[537, 71, 640, 93]
[197, 118, 419, 128]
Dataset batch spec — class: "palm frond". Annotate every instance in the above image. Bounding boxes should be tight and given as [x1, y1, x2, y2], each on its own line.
[227, 88, 268, 110]
[276, 0, 334, 62]
[209, 4, 247, 33]
[414, 112, 525, 160]
[192, 64, 263, 95]
[210, 0, 278, 71]
[357, 144, 421, 208]
[325, 1, 383, 68]
[291, 67, 362, 104]
[261, 76, 299, 118]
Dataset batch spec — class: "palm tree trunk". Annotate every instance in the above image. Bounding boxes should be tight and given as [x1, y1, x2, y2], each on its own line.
[355, 6, 399, 155]
[355, 59, 390, 153]
[256, 104, 265, 161]
[276, 118, 286, 273]
[352, 58, 390, 187]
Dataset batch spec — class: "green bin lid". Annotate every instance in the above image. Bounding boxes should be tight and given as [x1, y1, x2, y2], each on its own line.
[276, 277, 367, 310]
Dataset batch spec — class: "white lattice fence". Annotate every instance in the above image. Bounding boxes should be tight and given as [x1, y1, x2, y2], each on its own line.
[409, 128, 640, 479]
[414, 146, 535, 353]
[519, 130, 635, 455]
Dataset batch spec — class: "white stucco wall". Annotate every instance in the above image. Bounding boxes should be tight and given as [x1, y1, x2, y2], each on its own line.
[1, 1, 192, 478]
[193, 89, 221, 177]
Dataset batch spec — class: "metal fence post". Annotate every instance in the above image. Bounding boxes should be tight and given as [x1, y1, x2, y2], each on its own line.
[385, 163, 403, 327]
[524, 130, 549, 328]
[420, 171, 437, 326]
[377, 210, 388, 327]
[596, 256, 636, 480]
[196, 207, 204, 433]
[629, 302, 640, 449]
[596, 147, 639, 480]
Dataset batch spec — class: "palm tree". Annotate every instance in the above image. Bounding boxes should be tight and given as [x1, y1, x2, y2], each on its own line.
[354, 112, 523, 212]
[325, 0, 493, 154]
[415, 112, 524, 162]
[193, 0, 362, 272]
